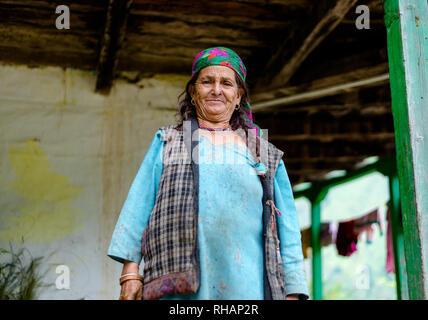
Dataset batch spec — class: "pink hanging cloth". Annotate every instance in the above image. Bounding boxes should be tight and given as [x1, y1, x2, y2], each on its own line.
[385, 205, 395, 274]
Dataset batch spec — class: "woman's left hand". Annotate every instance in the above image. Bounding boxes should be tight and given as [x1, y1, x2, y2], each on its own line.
[286, 294, 299, 300]
[120, 279, 143, 300]
[119, 260, 143, 300]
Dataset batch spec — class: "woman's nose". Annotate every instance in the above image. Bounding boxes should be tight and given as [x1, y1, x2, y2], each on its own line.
[212, 82, 222, 95]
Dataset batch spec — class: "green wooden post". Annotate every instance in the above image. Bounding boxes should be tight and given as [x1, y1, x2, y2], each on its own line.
[384, 0, 428, 299]
[308, 187, 328, 300]
[388, 172, 409, 300]
[310, 199, 322, 300]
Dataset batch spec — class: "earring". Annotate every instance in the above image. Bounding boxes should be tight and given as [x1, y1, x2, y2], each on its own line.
[235, 104, 240, 111]
[191, 98, 195, 106]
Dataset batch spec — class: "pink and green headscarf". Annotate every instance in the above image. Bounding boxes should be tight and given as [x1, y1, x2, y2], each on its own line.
[191, 47, 262, 137]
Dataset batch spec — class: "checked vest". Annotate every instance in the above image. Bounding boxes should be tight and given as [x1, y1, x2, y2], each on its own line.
[141, 117, 286, 300]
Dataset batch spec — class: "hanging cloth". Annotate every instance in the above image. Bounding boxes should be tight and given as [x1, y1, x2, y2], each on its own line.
[353, 208, 384, 243]
[336, 219, 359, 256]
[385, 204, 395, 274]
[300, 222, 336, 259]
[336, 207, 383, 257]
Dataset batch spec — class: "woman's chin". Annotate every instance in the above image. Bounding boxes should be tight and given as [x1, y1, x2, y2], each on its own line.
[204, 104, 228, 115]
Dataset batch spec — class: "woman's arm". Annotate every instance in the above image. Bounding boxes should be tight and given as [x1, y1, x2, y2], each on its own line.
[107, 129, 163, 264]
[119, 260, 143, 300]
[122, 259, 140, 275]
[107, 130, 164, 299]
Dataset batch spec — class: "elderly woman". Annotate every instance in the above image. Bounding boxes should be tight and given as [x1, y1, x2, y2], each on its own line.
[107, 47, 309, 300]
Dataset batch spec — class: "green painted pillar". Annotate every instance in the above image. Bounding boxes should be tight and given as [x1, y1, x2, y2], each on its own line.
[388, 173, 409, 300]
[308, 187, 328, 300]
[311, 199, 322, 300]
[384, 0, 428, 299]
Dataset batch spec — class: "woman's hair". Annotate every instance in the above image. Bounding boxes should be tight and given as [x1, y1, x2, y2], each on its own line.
[175, 69, 253, 131]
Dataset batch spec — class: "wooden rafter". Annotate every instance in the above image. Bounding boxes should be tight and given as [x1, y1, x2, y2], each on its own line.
[273, 139, 396, 166]
[284, 155, 368, 164]
[253, 101, 392, 116]
[270, 132, 395, 142]
[255, 0, 358, 93]
[253, 73, 389, 110]
[251, 63, 389, 111]
[95, 0, 133, 94]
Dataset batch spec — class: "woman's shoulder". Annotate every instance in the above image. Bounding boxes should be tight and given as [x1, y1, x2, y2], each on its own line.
[158, 124, 177, 132]
[257, 134, 284, 159]
[159, 124, 177, 130]
[157, 124, 181, 141]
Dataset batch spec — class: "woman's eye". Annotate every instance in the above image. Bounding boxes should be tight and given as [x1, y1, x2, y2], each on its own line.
[224, 82, 233, 86]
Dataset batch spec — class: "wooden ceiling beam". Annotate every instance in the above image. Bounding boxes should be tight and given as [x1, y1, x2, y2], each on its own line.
[95, 0, 133, 94]
[131, 0, 309, 20]
[0, 0, 103, 11]
[287, 169, 332, 175]
[270, 132, 395, 142]
[254, 0, 358, 92]
[252, 62, 389, 102]
[288, 172, 332, 184]
[251, 63, 389, 111]
[256, 109, 395, 137]
[284, 155, 368, 164]
[254, 101, 392, 117]
[0, 1, 104, 70]
[253, 74, 389, 110]
[274, 140, 396, 159]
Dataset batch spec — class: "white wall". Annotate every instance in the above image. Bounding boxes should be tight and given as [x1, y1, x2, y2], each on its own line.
[0, 64, 187, 299]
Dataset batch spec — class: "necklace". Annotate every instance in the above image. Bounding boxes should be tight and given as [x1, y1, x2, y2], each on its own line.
[199, 125, 233, 144]
[199, 125, 232, 131]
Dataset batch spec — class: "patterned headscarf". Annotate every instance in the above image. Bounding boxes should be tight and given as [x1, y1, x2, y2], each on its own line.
[191, 47, 262, 137]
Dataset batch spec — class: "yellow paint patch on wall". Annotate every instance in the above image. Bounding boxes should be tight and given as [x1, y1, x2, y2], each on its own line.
[0, 140, 85, 242]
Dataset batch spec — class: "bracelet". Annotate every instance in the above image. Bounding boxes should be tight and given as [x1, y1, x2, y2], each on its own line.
[120, 273, 142, 279]
[119, 274, 143, 286]
[120, 277, 143, 286]
[120, 275, 143, 286]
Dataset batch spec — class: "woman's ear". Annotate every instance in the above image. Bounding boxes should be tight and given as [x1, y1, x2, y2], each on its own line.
[189, 84, 195, 100]
[237, 87, 244, 104]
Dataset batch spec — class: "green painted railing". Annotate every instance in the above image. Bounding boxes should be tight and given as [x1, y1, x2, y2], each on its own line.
[293, 156, 407, 300]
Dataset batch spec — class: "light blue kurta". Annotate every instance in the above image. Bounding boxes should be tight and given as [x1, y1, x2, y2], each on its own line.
[108, 129, 309, 299]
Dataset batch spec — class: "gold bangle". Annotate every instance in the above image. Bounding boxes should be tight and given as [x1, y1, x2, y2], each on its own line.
[120, 273, 142, 279]
[119, 275, 143, 286]
[120, 278, 143, 286]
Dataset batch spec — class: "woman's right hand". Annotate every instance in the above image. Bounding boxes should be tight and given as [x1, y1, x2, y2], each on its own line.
[119, 259, 143, 300]
[120, 279, 143, 300]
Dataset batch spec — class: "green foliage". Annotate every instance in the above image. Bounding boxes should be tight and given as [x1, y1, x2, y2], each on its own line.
[0, 243, 49, 300]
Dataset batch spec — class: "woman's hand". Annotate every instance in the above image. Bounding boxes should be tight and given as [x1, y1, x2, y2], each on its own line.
[119, 260, 143, 300]
[120, 279, 143, 300]
[286, 294, 299, 300]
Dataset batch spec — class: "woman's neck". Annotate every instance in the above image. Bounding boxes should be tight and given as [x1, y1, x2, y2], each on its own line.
[197, 117, 231, 129]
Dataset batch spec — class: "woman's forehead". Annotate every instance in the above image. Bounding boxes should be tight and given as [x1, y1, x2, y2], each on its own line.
[199, 65, 235, 79]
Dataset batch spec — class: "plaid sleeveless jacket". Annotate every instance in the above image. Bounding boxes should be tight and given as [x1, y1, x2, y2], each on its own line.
[141, 118, 286, 300]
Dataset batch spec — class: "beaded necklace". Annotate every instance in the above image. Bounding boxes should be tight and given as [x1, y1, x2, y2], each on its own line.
[199, 125, 233, 144]
[199, 125, 232, 131]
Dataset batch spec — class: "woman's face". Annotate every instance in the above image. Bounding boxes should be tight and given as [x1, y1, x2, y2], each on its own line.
[191, 65, 243, 123]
